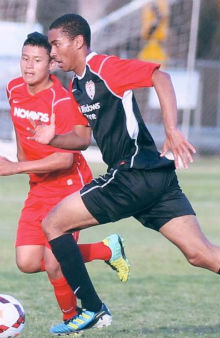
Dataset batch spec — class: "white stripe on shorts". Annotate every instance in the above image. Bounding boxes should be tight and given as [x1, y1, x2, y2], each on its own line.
[80, 169, 118, 197]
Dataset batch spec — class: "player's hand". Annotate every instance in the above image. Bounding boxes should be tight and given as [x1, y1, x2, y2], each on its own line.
[27, 113, 56, 144]
[160, 128, 196, 169]
[0, 156, 16, 175]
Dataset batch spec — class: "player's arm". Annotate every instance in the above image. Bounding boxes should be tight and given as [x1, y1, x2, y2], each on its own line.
[28, 115, 92, 150]
[152, 69, 196, 169]
[50, 124, 91, 150]
[0, 152, 74, 176]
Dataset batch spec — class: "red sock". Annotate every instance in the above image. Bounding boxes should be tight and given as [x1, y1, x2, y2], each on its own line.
[49, 276, 77, 321]
[43, 242, 111, 268]
[47, 242, 111, 320]
[79, 242, 111, 263]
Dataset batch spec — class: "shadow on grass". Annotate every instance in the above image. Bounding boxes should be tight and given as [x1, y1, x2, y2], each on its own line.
[140, 323, 220, 336]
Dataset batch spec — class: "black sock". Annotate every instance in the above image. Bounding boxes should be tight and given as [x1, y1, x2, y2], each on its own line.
[49, 233, 102, 312]
[217, 268, 220, 275]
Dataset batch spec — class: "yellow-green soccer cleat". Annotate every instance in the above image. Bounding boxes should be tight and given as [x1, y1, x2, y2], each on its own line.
[103, 234, 130, 282]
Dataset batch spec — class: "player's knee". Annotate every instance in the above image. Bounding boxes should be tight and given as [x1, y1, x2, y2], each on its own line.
[45, 260, 61, 280]
[186, 250, 206, 267]
[16, 257, 40, 273]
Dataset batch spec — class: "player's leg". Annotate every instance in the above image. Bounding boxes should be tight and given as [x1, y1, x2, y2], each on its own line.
[16, 195, 78, 324]
[17, 190, 113, 333]
[16, 243, 78, 330]
[15, 193, 48, 273]
[16, 245, 44, 273]
[48, 235, 130, 335]
[42, 192, 116, 334]
[47, 234, 130, 334]
[15, 202, 80, 325]
[43, 167, 160, 314]
[43, 216, 127, 330]
[160, 215, 220, 273]
[15, 238, 125, 276]
[83, 233, 130, 283]
[44, 168, 153, 334]
[16, 245, 78, 329]
[44, 246, 79, 323]
[43, 191, 98, 240]
[15, 240, 77, 322]
[15, 239, 113, 329]
[42, 175, 133, 333]
[136, 169, 220, 274]
[46, 243, 112, 335]
[16, 242, 107, 327]
[42, 190, 105, 310]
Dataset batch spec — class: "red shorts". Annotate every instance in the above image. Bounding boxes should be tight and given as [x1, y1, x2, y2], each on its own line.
[16, 184, 82, 248]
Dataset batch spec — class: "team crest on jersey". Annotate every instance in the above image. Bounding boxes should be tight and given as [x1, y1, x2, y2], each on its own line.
[85, 80, 95, 100]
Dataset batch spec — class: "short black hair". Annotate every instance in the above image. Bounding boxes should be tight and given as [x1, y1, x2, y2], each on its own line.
[49, 14, 91, 47]
[23, 32, 51, 56]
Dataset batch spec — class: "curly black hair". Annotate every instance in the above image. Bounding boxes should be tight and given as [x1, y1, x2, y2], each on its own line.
[49, 14, 91, 47]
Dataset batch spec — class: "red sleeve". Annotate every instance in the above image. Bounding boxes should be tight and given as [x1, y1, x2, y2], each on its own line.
[54, 97, 75, 134]
[42, 97, 75, 154]
[100, 56, 160, 97]
[48, 94, 88, 154]
[54, 96, 89, 134]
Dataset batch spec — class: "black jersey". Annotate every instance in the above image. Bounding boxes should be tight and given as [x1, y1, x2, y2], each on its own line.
[72, 52, 174, 170]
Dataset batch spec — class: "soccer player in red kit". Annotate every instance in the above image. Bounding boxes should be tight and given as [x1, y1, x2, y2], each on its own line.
[0, 32, 130, 331]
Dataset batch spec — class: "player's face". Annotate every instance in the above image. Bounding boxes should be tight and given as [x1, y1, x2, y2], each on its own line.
[20, 45, 51, 86]
[48, 28, 80, 72]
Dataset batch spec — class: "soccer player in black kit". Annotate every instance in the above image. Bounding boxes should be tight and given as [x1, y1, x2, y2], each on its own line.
[29, 14, 220, 335]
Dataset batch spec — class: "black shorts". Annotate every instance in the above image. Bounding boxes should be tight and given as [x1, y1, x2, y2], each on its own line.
[80, 167, 196, 231]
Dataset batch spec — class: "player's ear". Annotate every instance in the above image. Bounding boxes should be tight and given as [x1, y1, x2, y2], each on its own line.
[74, 35, 84, 49]
[49, 58, 57, 71]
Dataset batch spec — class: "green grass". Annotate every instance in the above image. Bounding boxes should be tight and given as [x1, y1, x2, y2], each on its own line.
[0, 156, 219, 338]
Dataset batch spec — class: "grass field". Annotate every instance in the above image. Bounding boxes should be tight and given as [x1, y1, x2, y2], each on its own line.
[0, 156, 219, 338]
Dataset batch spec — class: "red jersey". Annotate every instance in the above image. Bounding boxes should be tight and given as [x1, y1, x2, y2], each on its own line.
[7, 74, 92, 191]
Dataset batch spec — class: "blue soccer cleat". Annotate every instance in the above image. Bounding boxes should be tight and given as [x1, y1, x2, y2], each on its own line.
[50, 303, 112, 335]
